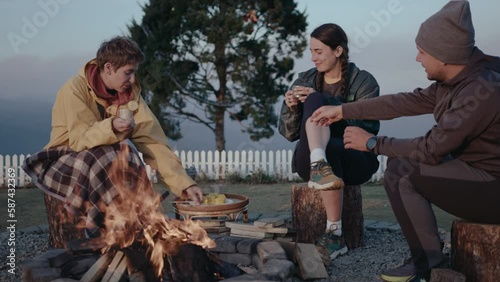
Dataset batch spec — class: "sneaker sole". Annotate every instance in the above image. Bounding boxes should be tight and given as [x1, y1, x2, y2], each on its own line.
[379, 274, 415, 282]
[308, 180, 345, 190]
[329, 246, 348, 260]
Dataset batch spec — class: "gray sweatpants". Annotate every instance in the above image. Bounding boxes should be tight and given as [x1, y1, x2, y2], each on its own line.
[384, 157, 500, 275]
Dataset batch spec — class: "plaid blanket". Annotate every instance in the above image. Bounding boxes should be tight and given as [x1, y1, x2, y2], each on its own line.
[22, 141, 151, 238]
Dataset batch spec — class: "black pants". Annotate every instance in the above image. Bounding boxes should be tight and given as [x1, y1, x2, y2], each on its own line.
[293, 92, 379, 185]
[384, 157, 500, 275]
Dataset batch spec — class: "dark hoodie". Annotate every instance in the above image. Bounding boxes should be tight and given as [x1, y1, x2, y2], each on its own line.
[344, 48, 500, 178]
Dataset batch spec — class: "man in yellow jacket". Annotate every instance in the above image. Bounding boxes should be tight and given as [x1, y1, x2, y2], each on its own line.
[23, 36, 203, 237]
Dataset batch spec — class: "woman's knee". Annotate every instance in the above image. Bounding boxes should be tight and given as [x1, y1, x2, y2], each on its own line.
[302, 92, 327, 116]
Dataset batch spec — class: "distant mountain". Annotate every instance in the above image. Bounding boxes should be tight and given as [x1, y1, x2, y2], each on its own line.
[0, 97, 52, 155]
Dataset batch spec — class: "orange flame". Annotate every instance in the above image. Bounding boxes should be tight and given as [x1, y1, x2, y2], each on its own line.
[100, 144, 215, 277]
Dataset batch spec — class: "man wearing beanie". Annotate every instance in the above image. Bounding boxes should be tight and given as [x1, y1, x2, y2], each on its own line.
[310, 1, 500, 281]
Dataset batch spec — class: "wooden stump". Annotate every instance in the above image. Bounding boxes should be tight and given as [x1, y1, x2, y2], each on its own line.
[291, 184, 363, 249]
[451, 220, 500, 282]
[44, 194, 86, 248]
[430, 268, 466, 282]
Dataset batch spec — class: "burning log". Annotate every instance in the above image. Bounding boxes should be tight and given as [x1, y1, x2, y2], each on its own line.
[80, 252, 114, 282]
[97, 146, 216, 279]
[165, 244, 215, 282]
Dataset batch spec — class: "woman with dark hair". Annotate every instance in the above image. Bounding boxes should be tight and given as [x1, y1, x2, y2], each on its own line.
[278, 23, 380, 259]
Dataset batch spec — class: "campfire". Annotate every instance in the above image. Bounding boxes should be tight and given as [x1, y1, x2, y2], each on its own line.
[23, 146, 319, 281]
[49, 145, 240, 281]
[98, 145, 216, 279]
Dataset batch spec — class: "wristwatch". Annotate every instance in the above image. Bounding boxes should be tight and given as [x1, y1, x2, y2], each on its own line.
[366, 136, 378, 152]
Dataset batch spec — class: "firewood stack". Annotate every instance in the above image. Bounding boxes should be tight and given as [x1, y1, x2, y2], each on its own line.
[21, 238, 235, 282]
[225, 217, 292, 240]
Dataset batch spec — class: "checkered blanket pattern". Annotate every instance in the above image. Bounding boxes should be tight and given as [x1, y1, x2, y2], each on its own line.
[22, 142, 151, 237]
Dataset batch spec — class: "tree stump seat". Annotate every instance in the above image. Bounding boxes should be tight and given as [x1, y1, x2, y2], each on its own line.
[291, 184, 363, 249]
[44, 194, 86, 248]
[451, 220, 500, 282]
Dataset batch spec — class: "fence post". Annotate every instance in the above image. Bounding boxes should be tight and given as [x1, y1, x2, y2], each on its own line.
[200, 150, 206, 177]
[268, 151, 274, 177]
[240, 151, 247, 176]
[19, 154, 26, 186]
[248, 150, 254, 174]
[193, 150, 200, 177]
[227, 150, 234, 175]
[214, 150, 220, 180]
[207, 151, 213, 178]
[287, 149, 294, 180]
[220, 150, 227, 179]
[5, 155, 12, 187]
[280, 150, 287, 180]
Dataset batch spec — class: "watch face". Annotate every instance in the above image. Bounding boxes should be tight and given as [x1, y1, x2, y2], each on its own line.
[367, 137, 377, 151]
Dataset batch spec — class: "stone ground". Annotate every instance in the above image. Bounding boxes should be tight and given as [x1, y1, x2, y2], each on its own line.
[0, 216, 451, 282]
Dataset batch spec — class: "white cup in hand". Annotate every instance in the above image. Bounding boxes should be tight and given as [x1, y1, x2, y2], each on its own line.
[119, 108, 133, 120]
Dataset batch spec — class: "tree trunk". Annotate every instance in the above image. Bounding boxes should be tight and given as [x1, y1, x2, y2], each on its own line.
[214, 107, 225, 152]
[291, 184, 364, 249]
[451, 220, 500, 282]
[44, 194, 86, 248]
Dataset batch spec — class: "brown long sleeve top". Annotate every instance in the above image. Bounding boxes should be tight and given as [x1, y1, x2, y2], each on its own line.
[343, 48, 500, 178]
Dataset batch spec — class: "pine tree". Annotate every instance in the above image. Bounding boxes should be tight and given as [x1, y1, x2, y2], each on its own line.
[129, 0, 308, 151]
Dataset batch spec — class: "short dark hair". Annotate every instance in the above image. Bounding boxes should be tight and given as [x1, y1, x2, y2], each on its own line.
[96, 36, 145, 70]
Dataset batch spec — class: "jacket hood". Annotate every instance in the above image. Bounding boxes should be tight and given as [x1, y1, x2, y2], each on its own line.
[78, 60, 142, 104]
[443, 48, 500, 87]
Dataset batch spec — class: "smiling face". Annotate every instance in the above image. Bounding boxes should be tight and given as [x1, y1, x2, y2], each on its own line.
[310, 37, 342, 78]
[103, 63, 138, 92]
[416, 46, 446, 82]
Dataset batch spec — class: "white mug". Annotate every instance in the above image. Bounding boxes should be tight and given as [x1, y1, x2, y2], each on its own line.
[118, 108, 133, 120]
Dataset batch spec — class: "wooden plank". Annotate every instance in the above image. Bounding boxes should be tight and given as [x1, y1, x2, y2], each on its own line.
[230, 228, 273, 239]
[198, 220, 226, 227]
[101, 251, 125, 282]
[226, 222, 288, 234]
[107, 255, 128, 282]
[80, 252, 114, 282]
[295, 243, 328, 280]
[203, 226, 230, 234]
[254, 217, 285, 228]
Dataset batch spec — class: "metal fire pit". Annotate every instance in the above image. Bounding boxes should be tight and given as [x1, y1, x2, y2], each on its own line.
[172, 193, 249, 223]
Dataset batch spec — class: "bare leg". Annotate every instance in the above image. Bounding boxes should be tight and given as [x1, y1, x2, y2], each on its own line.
[307, 118, 343, 229]
[306, 117, 330, 151]
[320, 189, 343, 223]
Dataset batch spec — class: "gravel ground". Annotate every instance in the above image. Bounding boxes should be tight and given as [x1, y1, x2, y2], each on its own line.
[1, 229, 49, 282]
[0, 226, 449, 282]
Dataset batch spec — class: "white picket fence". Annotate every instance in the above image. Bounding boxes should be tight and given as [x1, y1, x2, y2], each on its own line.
[0, 151, 387, 187]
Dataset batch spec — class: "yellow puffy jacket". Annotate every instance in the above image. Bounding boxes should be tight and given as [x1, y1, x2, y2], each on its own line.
[45, 60, 195, 196]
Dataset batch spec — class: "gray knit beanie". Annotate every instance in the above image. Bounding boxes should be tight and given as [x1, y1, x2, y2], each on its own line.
[415, 0, 475, 64]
